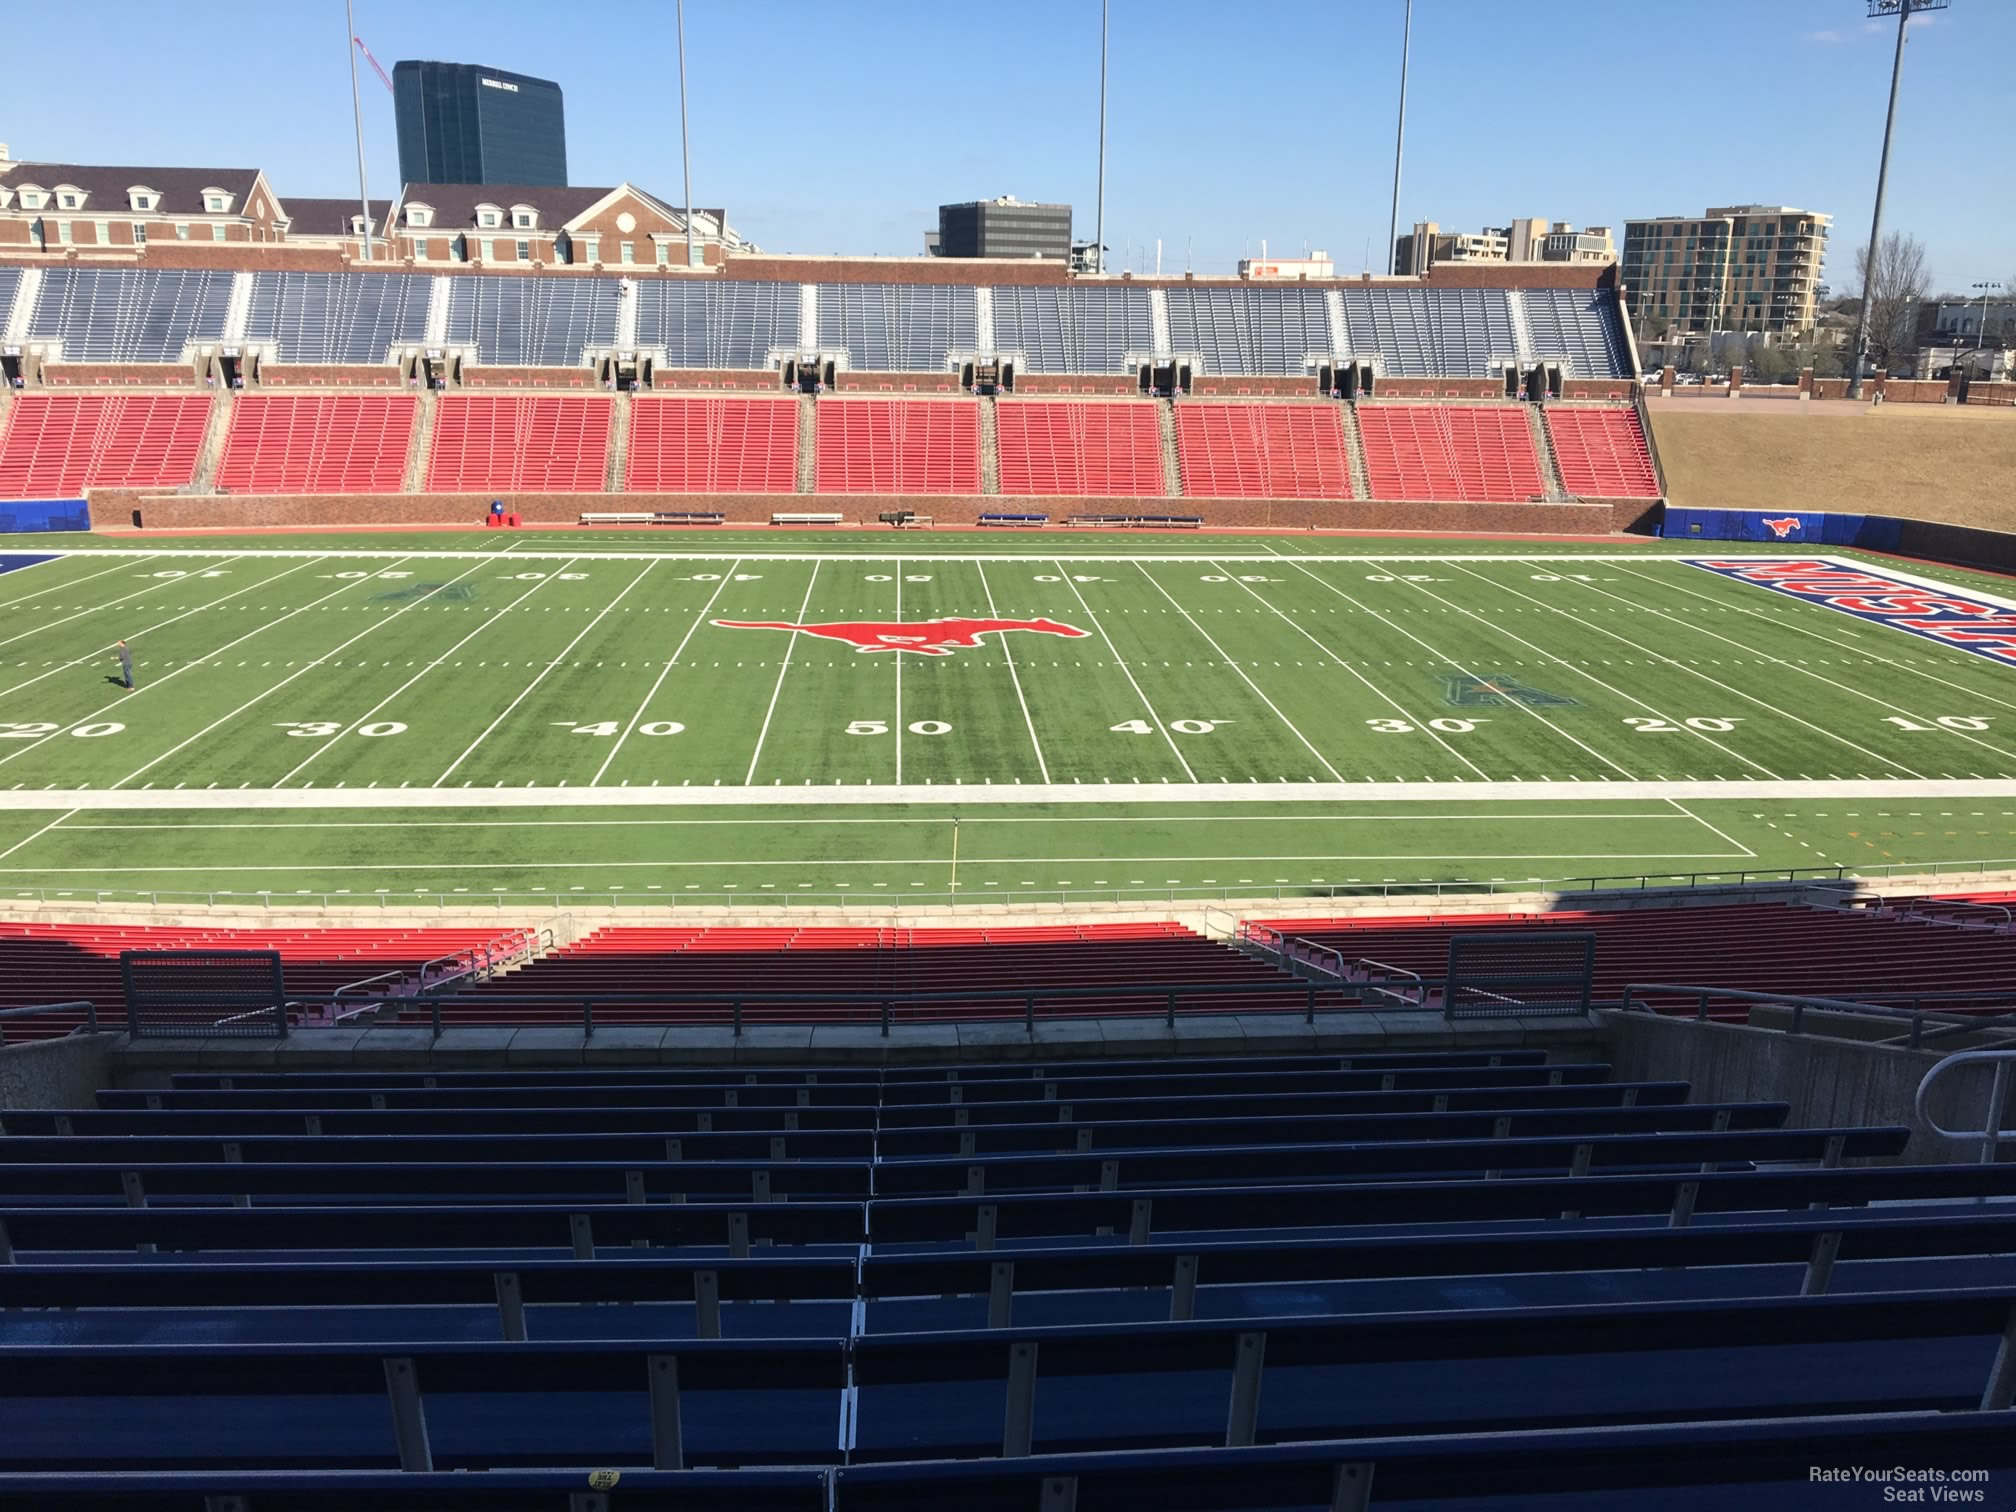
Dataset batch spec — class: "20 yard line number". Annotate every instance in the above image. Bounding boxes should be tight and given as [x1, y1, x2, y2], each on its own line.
[0, 722, 124, 739]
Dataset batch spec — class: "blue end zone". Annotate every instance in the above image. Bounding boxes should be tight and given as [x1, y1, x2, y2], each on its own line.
[0, 554, 59, 576]
[0, 499, 90, 534]
[1660, 507, 1902, 550]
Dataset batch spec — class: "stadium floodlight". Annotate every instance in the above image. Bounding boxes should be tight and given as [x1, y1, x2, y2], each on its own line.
[344, 0, 372, 264]
[1846, 0, 1949, 397]
[677, 0, 696, 271]
[1387, 0, 1412, 277]
[1094, 0, 1108, 276]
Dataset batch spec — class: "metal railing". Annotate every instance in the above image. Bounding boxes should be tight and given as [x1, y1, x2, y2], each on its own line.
[1620, 982, 2016, 1051]
[6, 857, 2016, 915]
[0, 1000, 97, 1042]
[1917, 1051, 2016, 1165]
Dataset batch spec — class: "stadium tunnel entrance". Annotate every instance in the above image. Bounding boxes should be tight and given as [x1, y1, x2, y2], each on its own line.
[1321, 361, 1375, 399]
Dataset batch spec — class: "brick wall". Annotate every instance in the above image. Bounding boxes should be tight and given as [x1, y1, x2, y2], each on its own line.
[41, 363, 200, 388]
[462, 366, 601, 389]
[831, 371, 965, 394]
[1369, 378, 1505, 400]
[1188, 376, 1321, 398]
[102, 488, 1644, 535]
[648, 368, 785, 392]
[1560, 379, 1638, 401]
[258, 365, 410, 388]
[1011, 375, 1137, 395]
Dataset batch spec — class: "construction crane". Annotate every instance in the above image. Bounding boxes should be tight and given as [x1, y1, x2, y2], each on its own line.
[352, 36, 395, 95]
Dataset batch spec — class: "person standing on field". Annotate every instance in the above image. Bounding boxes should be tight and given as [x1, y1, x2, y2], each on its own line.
[116, 640, 134, 691]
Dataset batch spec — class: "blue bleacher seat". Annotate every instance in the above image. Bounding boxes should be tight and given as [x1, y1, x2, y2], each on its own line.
[816, 284, 976, 371]
[1523, 287, 1632, 378]
[443, 276, 619, 366]
[634, 280, 800, 368]
[27, 267, 233, 363]
[1163, 286, 1332, 376]
[242, 272, 432, 365]
[990, 285, 1152, 373]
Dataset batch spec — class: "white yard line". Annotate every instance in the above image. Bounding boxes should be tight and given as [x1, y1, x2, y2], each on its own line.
[894, 565, 903, 787]
[1607, 558, 2016, 719]
[274, 562, 583, 788]
[0, 556, 364, 768]
[61, 812, 1699, 831]
[1133, 562, 1343, 781]
[1054, 559, 1196, 781]
[590, 560, 744, 787]
[1209, 559, 1491, 781]
[2, 779, 2012, 810]
[431, 559, 658, 787]
[30, 547, 1740, 566]
[743, 561, 822, 785]
[1662, 797, 1758, 859]
[0, 555, 249, 654]
[976, 562, 1050, 783]
[1273, 558, 1642, 779]
[101, 556, 485, 791]
[0, 553, 160, 611]
[0, 807, 77, 862]
[1444, 561, 1920, 777]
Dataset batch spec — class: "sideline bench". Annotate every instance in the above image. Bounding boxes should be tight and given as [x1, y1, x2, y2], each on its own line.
[1065, 513, 1204, 529]
[579, 510, 726, 526]
[772, 511, 844, 526]
[979, 513, 1048, 527]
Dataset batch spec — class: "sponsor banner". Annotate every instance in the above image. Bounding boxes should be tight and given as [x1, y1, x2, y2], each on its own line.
[1689, 556, 2016, 668]
[0, 498, 90, 534]
[1660, 508, 1901, 551]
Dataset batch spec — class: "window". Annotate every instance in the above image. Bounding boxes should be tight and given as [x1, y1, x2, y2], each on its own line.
[210, 223, 227, 242]
[480, 238, 496, 262]
[132, 223, 147, 245]
[28, 220, 43, 248]
[130, 193, 155, 212]
[55, 221, 71, 245]
[205, 194, 229, 213]
[413, 237, 430, 261]
[581, 235, 600, 263]
[19, 191, 44, 211]
[513, 211, 533, 229]
[479, 210, 500, 228]
[93, 220, 110, 244]
[516, 240, 531, 261]
[175, 223, 190, 240]
[620, 241, 634, 264]
[453, 235, 468, 262]
[60, 193, 79, 209]
[405, 206, 433, 229]
[656, 241, 670, 265]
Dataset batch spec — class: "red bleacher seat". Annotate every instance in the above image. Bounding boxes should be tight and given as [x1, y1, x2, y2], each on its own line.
[1544, 406, 1661, 498]
[627, 397, 798, 493]
[1175, 404, 1353, 499]
[995, 401, 1164, 497]
[0, 394, 210, 497]
[424, 395, 612, 492]
[813, 400, 979, 494]
[215, 394, 417, 494]
[1354, 404, 1545, 502]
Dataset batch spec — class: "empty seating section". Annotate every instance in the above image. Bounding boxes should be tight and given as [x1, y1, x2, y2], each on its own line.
[1247, 899, 2016, 1018]
[444, 276, 619, 366]
[0, 394, 208, 496]
[995, 401, 1163, 496]
[1175, 404, 1352, 499]
[1545, 405, 1661, 497]
[241, 272, 431, 366]
[817, 284, 976, 372]
[0, 923, 513, 1041]
[634, 280, 799, 368]
[215, 394, 416, 494]
[0, 266, 20, 331]
[1523, 287, 1631, 377]
[1163, 286, 1331, 375]
[423, 395, 611, 492]
[27, 267, 232, 364]
[627, 397, 798, 492]
[813, 400, 978, 494]
[7, 1045, 2014, 1493]
[1338, 287, 1516, 377]
[989, 285, 1153, 373]
[1355, 403, 1544, 501]
[421, 922, 1313, 1026]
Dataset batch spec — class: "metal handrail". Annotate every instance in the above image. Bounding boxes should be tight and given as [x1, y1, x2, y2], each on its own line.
[0, 1000, 97, 1039]
[1915, 1050, 2016, 1165]
[331, 969, 409, 1001]
[1353, 956, 1428, 1007]
[1620, 982, 2016, 1051]
[1899, 899, 2014, 932]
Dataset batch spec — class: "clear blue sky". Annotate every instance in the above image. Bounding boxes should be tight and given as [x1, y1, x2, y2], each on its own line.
[8, 0, 2010, 293]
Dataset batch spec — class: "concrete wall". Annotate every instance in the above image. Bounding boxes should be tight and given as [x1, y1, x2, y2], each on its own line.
[0, 1034, 114, 1111]
[1604, 1009, 2004, 1165]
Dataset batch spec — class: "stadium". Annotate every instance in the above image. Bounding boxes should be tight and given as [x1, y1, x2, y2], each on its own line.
[1, 1, 2015, 1507]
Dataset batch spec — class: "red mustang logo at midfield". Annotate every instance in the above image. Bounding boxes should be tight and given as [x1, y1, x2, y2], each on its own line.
[1761, 516, 1803, 538]
[713, 616, 1091, 655]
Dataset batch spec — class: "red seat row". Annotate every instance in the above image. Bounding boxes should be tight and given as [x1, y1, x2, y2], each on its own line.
[813, 399, 979, 495]
[216, 395, 416, 494]
[1543, 406, 1661, 498]
[0, 394, 210, 496]
[425, 395, 611, 493]
[1175, 404, 1353, 499]
[995, 401, 1164, 497]
[1354, 404, 1544, 503]
[627, 396, 798, 493]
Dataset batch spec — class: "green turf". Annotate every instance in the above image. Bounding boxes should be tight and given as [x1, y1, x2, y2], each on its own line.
[0, 532, 2011, 904]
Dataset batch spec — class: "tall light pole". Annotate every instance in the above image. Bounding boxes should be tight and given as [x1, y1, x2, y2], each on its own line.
[1094, 0, 1108, 275]
[1968, 280, 1996, 378]
[1386, 0, 1412, 277]
[677, 0, 697, 269]
[344, 0, 372, 263]
[1846, 0, 1949, 397]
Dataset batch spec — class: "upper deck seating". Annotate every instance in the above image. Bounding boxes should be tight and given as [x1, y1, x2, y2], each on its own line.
[816, 284, 977, 372]
[443, 276, 619, 366]
[242, 272, 431, 365]
[27, 267, 233, 363]
[989, 285, 1153, 373]
[634, 279, 800, 368]
[1522, 287, 1632, 378]
[1337, 287, 1517, 377]
[1163, 286, 1333, 376]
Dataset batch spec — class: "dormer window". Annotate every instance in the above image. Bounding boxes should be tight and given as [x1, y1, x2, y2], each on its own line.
[128, 188, 159, 212]
[477, 206, 502, 229]
[58, 190, 82, 210]
[18, 188, 46, 211]
[202, 190, 233, 214]
[404, 203, 433, 229]
[511, 206, 537, 229]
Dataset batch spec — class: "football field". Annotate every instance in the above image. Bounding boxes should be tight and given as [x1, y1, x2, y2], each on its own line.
[0, 530, 2012, 906]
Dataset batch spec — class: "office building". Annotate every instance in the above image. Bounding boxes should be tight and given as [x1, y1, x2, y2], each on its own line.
[1392, 219, 1611, 276]
[935, 198, 1072, 260]
[1621, 206, 1830, 340]
[394, 61, 568, 188]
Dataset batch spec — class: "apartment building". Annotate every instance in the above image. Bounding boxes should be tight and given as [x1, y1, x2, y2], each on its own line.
[1621, 206, 1830, 340]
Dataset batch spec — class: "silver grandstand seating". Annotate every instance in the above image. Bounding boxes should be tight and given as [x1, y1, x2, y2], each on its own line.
[443, 276, 620, 366]
[990, 285, 1153, 373]
[634, 279, 801, 368]
[817, 283, 977, 371]
[241, 272, 432, 366]
[1163, 285, 1333, 376]
[1522, 287, 1631, 377]
[26, 267, 232, 364]
[1338, 286, 1517, 377]
[0, 266, 21, 331]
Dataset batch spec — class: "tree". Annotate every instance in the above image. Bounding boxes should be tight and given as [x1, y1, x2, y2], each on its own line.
[1851, 232, 1931, 376]
[1747, 343, 1794, 383]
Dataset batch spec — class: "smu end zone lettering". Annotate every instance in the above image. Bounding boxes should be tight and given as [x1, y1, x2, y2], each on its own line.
[1689, 558, 2016, 668]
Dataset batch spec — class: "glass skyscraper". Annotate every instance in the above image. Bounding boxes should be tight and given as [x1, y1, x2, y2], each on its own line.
[393, 61, 568, 187]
